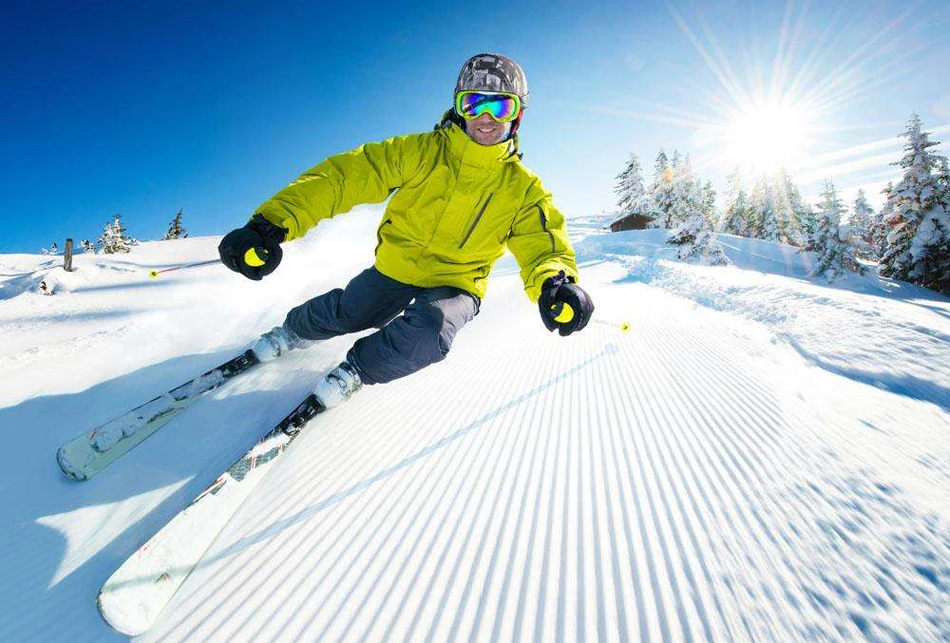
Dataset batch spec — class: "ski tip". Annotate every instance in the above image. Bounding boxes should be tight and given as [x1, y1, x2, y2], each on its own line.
[56, 447, 88, 481]
[97, 589, 154, 637]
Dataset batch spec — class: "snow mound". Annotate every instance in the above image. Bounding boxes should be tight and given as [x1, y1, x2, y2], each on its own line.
[576, 230, 950, 407]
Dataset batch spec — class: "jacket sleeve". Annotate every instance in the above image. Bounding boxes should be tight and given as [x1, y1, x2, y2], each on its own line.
[507, 180, 579, 302]
[254, 133, 426, 241]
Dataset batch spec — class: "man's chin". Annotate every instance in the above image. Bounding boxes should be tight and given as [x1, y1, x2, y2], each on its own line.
[472, 131, 504, 146]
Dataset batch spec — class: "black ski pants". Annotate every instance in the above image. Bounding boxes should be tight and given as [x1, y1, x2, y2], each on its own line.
[283, 267, 479, 385]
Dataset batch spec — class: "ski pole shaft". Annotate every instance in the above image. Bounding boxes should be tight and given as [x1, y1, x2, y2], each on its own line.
[148, 259, 221, 279]
[591, 317, 631, 333]
[550, 303, 630, 333]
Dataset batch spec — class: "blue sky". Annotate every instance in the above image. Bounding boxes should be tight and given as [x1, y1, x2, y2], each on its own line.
[2, 0, 948, 253]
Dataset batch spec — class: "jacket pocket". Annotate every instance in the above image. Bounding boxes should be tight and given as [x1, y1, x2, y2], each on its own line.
[375, 218, 392, 255]
[536, 204, 556, 253]
[458, 193, 494, 249]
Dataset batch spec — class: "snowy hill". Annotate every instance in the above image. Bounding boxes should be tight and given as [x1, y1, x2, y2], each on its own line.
[1, 208, 947, 641]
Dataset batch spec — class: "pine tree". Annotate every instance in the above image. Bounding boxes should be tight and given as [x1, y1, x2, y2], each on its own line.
[40, 242, 59, 255]
[878, 114, 950, 293]
[98, 214, 134, 254]
[868, 184, 891, 260]
[700, 180, 718, 229]
[847, 188, 875, 259]
[667, 210, 730, 265]
[808, 180, 861, 280]
[747, 175, 770, 239]
[649, 149, 674, 228]
[773, 169, 805, 245]
[664, 152, 704, 230]
[163, 209, 189, 240]
[850, 189, 873, 230]
[614, 153, 649, 219]
[746, 171, 799, 245]
[721, 188, 753, 236]
[80, 239, 96, 253]
[797, 205, 819, 251]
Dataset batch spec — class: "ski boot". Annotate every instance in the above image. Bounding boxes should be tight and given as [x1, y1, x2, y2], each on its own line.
[251, 324, 313, 363]
[314, 361, 363, 409]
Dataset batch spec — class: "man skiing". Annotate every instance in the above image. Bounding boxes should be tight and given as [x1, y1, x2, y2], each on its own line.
[218, 53, 594, 409]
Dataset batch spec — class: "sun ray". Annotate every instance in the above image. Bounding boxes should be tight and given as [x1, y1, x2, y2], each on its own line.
[693, 8, 749, 105]
[666, 3, 748, 108]
[798, 8, 917, 109]
[581, 104, 719, 130]
[769, 0, 800, 102]
[785, 6, 848, 103]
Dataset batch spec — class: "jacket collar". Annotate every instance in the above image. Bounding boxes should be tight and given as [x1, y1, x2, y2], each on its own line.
[444, 122, 521, 167]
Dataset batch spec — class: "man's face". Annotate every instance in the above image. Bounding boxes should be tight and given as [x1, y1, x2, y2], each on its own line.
[464, 112, 512, 146]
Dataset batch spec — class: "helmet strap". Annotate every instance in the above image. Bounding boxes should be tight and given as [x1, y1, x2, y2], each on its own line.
[506, 108, 525, 141]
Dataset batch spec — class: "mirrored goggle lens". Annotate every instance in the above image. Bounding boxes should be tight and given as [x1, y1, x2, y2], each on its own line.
[456, 92, 520, 122]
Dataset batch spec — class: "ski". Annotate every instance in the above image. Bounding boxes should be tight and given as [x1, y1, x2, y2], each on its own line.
[97, 392, 325, 637]
[56, 349, 261, 481]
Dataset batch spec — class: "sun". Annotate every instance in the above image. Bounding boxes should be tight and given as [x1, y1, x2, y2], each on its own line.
[723, 100, 811, 174]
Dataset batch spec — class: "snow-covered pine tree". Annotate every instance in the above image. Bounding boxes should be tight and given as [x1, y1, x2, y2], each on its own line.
[847, 188, 875, 259]
[772, 169, 805, 245]
[40, 242, 59, 255]
[937, 156, 950, 200]
[747, 172, 792, 244]
[614, 153, 649, 219]
[869, 184, 892, 260]
[850, 189, 873, 230]
[721, 188, 753, 236]
[667, 210, 730, 265]
[808, 180, 861, 280]
[747, 175, 769, 239]
[796, 204, 819, 251]
[664, 152, 703, 230]
[80, 239, 96, 253]
[649, 149, 674, 228]
[665, 151, 686, 229]
[878, 114, 950, 293]
[700, 180, 717, 229]
[163, 209, 189, 240]
[722, 168, 742, 205]
[98, 214, 134, 254]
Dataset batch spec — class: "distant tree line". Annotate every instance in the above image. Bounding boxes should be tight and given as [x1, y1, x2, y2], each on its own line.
[43, 210, 189, 256]
[612, 113, 949, 293]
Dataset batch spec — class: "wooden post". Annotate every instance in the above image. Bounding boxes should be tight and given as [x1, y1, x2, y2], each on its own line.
[64, 238, 74, 272]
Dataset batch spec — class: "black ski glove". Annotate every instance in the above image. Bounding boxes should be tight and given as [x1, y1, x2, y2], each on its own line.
[538, 270, 594, 336]
[218, 214, 288, 281]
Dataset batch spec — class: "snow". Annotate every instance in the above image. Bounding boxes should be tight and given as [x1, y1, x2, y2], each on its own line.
[1, 207, 947, 641]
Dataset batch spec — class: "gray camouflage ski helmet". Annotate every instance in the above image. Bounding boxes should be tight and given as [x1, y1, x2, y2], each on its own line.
[455, 53, 529, 108]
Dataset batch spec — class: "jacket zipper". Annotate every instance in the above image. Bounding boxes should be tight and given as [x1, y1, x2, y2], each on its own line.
[459, 193, 494, 249]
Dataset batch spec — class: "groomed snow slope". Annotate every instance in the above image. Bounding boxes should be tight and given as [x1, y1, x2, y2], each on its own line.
[0, 208, 947, 641]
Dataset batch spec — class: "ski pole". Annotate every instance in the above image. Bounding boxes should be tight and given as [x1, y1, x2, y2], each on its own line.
[550, 303, 631, 333]
[147, 259, 221, 279]
[592, 317, 632, 333]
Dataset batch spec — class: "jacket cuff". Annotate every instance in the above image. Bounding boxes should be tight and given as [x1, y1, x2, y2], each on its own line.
[249, 213, 289, 244]
[525, 264, 579, 302]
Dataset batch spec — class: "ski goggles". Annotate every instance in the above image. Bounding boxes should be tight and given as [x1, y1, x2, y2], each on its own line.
[455, 90, 522, 122]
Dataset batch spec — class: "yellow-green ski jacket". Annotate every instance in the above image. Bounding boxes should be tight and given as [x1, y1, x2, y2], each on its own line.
[256, 122, 578, 301]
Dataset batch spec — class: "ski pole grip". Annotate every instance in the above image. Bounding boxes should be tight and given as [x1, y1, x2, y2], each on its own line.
[552, 302, 575, 323]
[244, 247, 269, 267]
